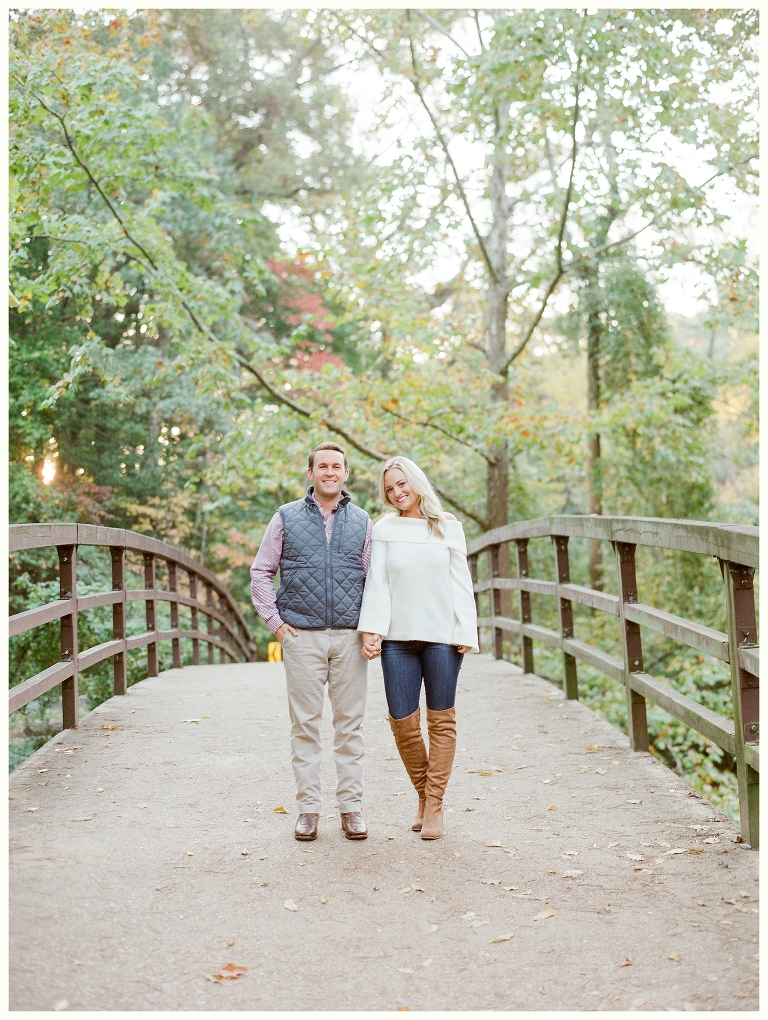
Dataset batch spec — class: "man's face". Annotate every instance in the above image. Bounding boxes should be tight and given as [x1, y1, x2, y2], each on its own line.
[308, 451, 348, 499]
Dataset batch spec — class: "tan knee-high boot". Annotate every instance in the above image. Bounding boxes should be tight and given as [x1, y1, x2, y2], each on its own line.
[388, 709, 428, 831]
[421, 707, 457, 840]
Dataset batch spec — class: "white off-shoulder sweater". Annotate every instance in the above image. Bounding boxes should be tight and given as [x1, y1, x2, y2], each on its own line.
[357, 515, 479, 652]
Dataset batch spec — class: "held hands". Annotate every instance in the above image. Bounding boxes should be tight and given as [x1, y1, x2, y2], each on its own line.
[456, 645, 471, 654]
[361, 632, 382, 660]
[276, 623, 299, 645]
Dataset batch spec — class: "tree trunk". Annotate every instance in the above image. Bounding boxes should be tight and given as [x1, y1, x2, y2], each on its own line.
[585, 264, 604, 591]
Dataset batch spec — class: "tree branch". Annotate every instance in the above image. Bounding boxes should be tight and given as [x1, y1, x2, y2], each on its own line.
[405, 22, 498, 284]
[504, 68, 582, 371]
[380, 402, 494, 465]
[414, 9, 471, 57]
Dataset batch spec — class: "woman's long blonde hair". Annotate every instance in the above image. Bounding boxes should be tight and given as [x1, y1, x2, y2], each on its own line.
[379, 456, 448, 538]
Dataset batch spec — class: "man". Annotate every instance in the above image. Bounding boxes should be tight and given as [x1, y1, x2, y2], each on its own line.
[250, 443, 373, 841]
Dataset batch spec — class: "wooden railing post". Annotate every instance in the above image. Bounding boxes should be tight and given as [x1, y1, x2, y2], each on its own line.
[110, 546, 127, 696]
[552, 535, 578, 700]
[489, 544, 503, 660]
[205, 582, 215, 664]
[188, 572, 200, 665]
[515, 539, 534, 675]
[58, 544, 78, 729]
[614, 541, 648, 751]
[723, 560, 759, 847]
[469, 554, 480, 652]
[167, 560, 181, 669]
[143, 552, 158, 677]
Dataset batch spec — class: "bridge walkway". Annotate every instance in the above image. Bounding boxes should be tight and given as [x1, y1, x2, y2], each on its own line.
[9, 656, 758, 1011]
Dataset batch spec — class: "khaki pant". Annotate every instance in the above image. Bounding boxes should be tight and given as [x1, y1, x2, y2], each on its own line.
[281, 628, 368, 813]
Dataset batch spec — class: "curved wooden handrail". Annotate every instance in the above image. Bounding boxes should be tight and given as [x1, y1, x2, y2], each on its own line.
[466, 513, 759, 847]
[9, 523, 256, 726]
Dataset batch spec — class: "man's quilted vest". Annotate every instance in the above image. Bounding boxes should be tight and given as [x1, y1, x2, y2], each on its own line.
[276, 488, 369, 630]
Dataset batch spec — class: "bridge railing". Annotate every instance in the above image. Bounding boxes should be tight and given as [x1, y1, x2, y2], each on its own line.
[9, 523, 256, 730]
[466, 515, 759, 847]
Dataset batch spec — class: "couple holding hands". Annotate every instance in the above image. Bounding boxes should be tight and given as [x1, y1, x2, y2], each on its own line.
[250, 443, 478, 844]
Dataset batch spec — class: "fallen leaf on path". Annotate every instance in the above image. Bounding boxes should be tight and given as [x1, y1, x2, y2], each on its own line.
[399, 887, 412, 895]
[100, 724, 118, 730]
[284, 900, 298, 911]
[626, 799, 641, 804]
[562, 870, 583, 878]
[502, 886, 519, 891]
[489, 933, 513, 943]
[631, 999, 646, 1008]
[411, 884, 424, 891]
[656, 839, 671, 848]
[665, 848, 687, 856]
[543, 779, 552, 784]
[385, 756, 397, 760]
[396, 1006, 411, 1011]
[534, 907, 555, 920]
[182, 719, 200, 724]
[425, 924, 438, 935]
[398, 968, 414, 974]
[539, 987, 546, 995]
[548, 805, 557, 811]
[607, 841, 620, 848]
[422, 959, 432, 967]
[273, 806, 288, 814]
[617, 958, 632, 967]
[481, 879, 501, 886]
[668, 953, 680, 962]
[218, 963, 247, 980]
[740, 890, 751, 899]
[634, 868, 653, 873]
[585, 745, 601, 754]
[469, 920, 489, 928]
[26, 807, 38, 812]
[561, 851, 579, 857]
[260, 882, 268, 887]
[259, 855, 268, 860]
[702, 837, 721, 844]
[320, 894, 327, 904]
[595, 769, 607, 775]
[226, 939, 235, 947]
[72, 817, 93, 822]
[666, 823, 686, 828]
[626, 853, 644, 862]
[38, 769, 49, 774]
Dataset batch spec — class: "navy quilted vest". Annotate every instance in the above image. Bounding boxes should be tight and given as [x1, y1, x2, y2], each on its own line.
[276, 487, 369, 630]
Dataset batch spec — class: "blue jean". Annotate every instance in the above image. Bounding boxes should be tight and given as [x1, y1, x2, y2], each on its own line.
[381, 640, 463, 720]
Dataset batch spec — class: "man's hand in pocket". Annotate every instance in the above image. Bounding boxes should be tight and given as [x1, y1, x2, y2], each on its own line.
[276, 623, 299, 645]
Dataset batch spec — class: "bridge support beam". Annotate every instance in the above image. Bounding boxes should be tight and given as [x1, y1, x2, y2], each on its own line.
[723, 560, 759, 848]
[552, 536, 578, 699]
[614, 541, 649, 752]
[110, 546, 127, 696]
[515, 540, 534, 675]
[144, 553, 158, 677]
[58, 544, 79, 729]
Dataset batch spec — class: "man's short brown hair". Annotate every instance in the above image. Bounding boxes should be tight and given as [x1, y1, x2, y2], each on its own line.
[308, 442, 348, 471]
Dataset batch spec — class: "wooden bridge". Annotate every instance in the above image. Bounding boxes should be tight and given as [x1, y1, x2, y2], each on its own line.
[9, 516, 759, 1010]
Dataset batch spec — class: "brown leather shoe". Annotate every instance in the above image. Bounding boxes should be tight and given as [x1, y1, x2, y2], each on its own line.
[294, 813, 319, 841]
[340, 812, 368, 840]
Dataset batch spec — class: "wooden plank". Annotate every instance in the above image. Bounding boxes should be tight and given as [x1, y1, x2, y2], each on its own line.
[624, 603, 730, 662]
[9, 599, 73, 637]
[738, 647, 759, 677]
[518, 578, 556, 596]
[478, 616, 520, 635]
[9, 661, 75, 713]
[521, 623, 560, 648]
[125, 631, 155, 651]
[9, 523, 78, 551]
[744, 742, 760, 773]
[562, 638, 624, 682]
[77, 591, 124, 613]
[466, 515, 758, 567]
[78, 639, 124, 671]
[558, 583, 620, 616]
[76, 525, 127, 547]
[629, 671, 736, 756]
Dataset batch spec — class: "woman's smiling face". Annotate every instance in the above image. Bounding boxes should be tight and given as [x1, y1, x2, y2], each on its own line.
[383, 467, 420, 517]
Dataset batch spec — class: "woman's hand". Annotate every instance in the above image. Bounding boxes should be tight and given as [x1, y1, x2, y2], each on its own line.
[456, 644, 471, 654]
[361, 632, 382, 659]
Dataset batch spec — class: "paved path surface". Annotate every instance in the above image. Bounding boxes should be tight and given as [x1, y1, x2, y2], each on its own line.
[10, 656, 759, 1011]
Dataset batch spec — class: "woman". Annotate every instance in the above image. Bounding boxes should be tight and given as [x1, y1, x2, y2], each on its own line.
[358, 456, 478, 839]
